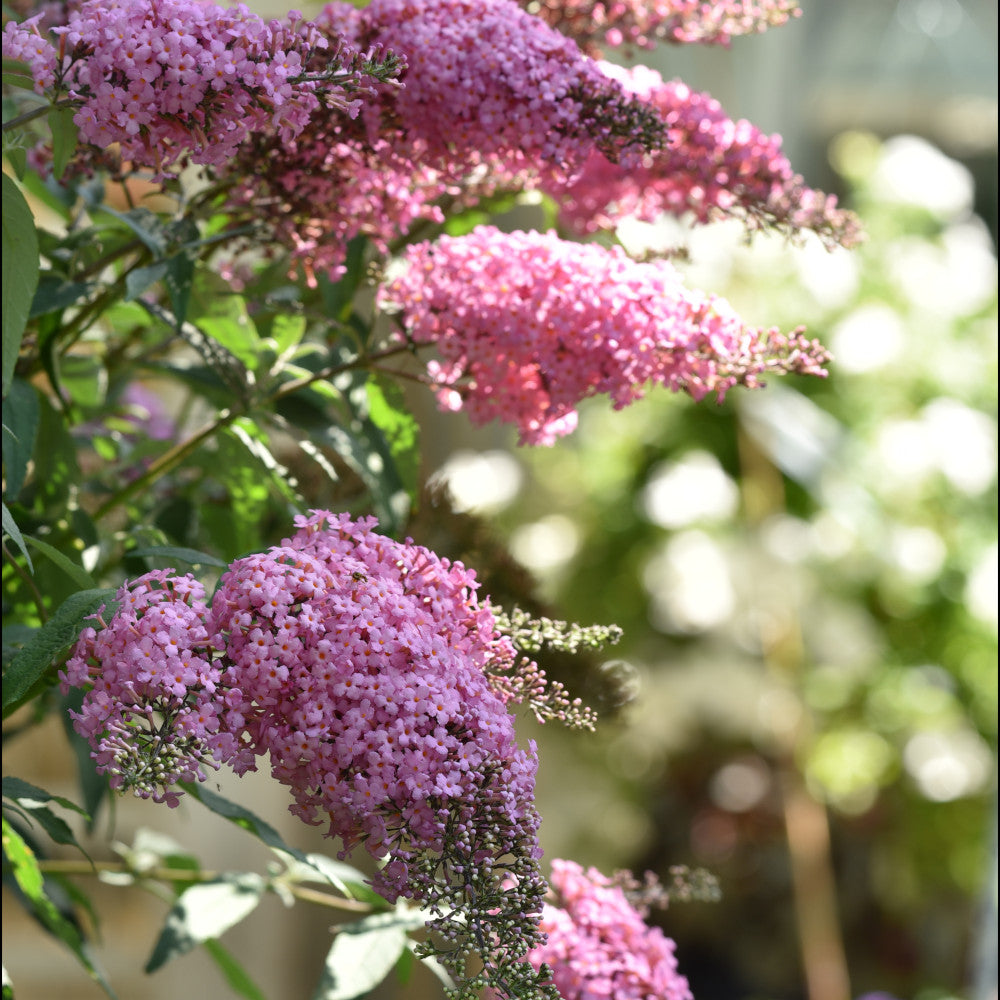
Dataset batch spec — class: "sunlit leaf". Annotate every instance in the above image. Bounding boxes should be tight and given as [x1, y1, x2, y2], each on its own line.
[312, 913, 411, 1000]
[144, 874, 266, 973]
[1, 817, 116, 998]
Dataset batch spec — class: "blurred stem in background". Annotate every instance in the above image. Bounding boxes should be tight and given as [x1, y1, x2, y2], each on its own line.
[739, 425, 851, 1000]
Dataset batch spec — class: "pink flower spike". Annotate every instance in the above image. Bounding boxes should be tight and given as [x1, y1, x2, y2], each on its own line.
[380, 226, 832, 445]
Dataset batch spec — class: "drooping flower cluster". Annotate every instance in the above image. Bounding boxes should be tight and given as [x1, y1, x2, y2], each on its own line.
[357, 0, 665, 172]
[60, 571, 236, 807]
[61, 512, 564, 998]
[552, 63, 862, 249]
[222, 0, 665, 279]
[528, 860, 693, 1000]
[2, 0, 397, 175]
[522, 0, 800, 55]
[380, 226, 832, 445]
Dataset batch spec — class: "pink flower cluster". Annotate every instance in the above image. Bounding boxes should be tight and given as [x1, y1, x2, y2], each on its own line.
[61, 512, 554, 996]
[553, 64, 862, 249]
[528, 860, 693, 1000]
[357, 0, 664, 172]
[380, 227, 832, 445]
[210, 512, 539, 899]
[3, 0, 384, 175]
[524, 0, 800, 54]
[61, 571, 234, 807]
[223, 0, 664, 279]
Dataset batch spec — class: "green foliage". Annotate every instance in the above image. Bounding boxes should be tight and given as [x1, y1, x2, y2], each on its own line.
[1, 174, 39, 396]
[3, 589, 116, 714]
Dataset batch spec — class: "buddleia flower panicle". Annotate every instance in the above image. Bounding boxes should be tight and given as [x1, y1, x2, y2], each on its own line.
[380, 226, 832, 445]
[61, 514, 561, 998]
[552, 62, 863, 250]
[522, 0, 801, 55]
[528, 859, 694, 1000]
[2, 0, 393, 177]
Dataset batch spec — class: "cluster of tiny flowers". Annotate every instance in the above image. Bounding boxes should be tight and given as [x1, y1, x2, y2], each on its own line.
[379, 227, 832, 445]
[207, 511, 554, 996]
[60, 571, 236, 807]
[2, 0, 390, 175]
[553, 64, 862, 250]
[523, 0, 800, 55]
[60, 514, 563, 997]
[221, 0, 664, 279]
[359, 0, 665, 171]
[528, 860, 693, 1000]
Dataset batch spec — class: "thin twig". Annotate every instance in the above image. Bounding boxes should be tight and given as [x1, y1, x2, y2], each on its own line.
[36, 858, 374, 913]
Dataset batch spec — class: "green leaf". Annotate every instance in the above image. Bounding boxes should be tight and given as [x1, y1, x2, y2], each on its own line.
[2, 379, 39, 500]
[365, 377, 420, 506]
[91, 205, 167, 256]
[0, 778, 90, 857]
[312, 912, 411, 1000]
[189, 273, 261, 370]
[227, 417, 301, 508]
[47, 106, 78, 180]
[2, 588, 115, 713]
[2, 58, 35, 91]
[29, 275, 95, 318]
[2, 174, 39, 398]
[24, 536, 97, 590]
[5, 144, 27, 181]
[318, 237, 368, 326]
[268, 313, 306, 356]
[164, 251, 195, 326]
[128, 545, 227, 569]
[144, 874, 265, 973]
[2, 777, 89, 818]
[124, 261, 168, 302]
[272, 850, 372, 901]
[202, 940, 269, 1000]
[60, 688, 109, 828]
[1, 817, 116, 998]
[2, 502, 32, 571]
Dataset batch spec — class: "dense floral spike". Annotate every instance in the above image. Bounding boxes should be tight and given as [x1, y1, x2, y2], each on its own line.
[360, 0, 665, 170]
[552, 64, 862, 249]
[380, 227, 832, 445]
[2, 0, 394, 176]
[60, 572, 237, 806]
[529, 860, 694, 1000]
[209, 511, 556, 999]
[223, 0, 664, 279]
[522, 0, 800, 55]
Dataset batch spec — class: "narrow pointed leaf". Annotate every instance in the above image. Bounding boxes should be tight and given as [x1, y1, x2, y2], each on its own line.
[2, 174, 39, 397]
[2, 589, 116, 713]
